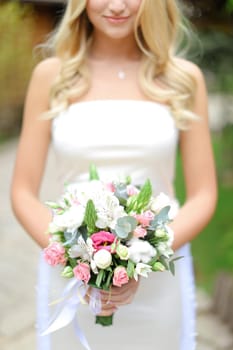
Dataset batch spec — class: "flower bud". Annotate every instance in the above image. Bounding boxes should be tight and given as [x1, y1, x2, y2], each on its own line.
[61, 266, 74, 278]
[116, 244, 129, 260]
[152, 262, 166, 272]
[155, 228, 167, 238]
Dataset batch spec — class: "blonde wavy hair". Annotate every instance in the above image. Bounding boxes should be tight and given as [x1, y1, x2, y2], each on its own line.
[40, 0, 197, 127]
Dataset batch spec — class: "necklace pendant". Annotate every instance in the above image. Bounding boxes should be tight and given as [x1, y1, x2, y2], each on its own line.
[118, 70, 126, 80]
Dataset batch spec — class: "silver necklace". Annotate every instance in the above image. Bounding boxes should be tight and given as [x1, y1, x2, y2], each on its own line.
[118, 69, 126, 80]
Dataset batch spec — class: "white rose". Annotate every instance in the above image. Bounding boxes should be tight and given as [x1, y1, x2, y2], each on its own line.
[134, 263, 152, 281]
[94, 249, 112, 269]
[53, 205, 85, 231]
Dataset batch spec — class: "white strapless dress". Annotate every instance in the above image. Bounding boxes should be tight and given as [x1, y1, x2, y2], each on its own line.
[37, 100, 196, 350]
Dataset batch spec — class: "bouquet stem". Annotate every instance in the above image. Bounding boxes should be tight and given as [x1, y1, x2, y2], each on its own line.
[95, 314, 114, 326]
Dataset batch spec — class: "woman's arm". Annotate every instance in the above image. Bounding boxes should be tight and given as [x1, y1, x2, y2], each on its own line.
[171, 60, 218, 250]
[11, 57, 61, 249]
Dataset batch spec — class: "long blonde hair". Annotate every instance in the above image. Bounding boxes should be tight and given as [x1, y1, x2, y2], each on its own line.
[40, 0, 197, 127]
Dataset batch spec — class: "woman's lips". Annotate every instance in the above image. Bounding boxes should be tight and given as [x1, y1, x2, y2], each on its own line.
[104, 16, 130, 24]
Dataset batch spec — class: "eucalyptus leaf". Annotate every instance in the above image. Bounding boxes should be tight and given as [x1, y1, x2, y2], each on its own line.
[63, 230, 80, 247]
[114, 183, 128, 206]
[114, 216, 137, 239]
[159, 255, 169, 270]
[169, 260, 175, 276]
[150, 206, 171, 228]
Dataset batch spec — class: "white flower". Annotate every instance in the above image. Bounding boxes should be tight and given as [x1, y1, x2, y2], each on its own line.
[134, 263, 152, 281]
[94, 193, 126, 229]
[155, 225, 174, 247]
[53, 205, 85, 231]
[164, 225, 174, 247]
[94, 249, 112, 269]
[48, 222, 61, 234]
[157, 242, 174, 258]
[90, 259, 98, 274]
[150, 192, 179, 219]
[68, 236, 94, 261]
[128, 238, 157, 264]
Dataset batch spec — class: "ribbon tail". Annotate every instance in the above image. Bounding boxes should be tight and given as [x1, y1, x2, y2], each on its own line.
[73, 316, 92, 350]
[89, 287, 102, 315]
[41, 301, 77, 335]
[40, 279, 84, 336]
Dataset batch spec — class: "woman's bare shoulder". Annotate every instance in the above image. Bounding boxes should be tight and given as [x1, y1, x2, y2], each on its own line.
[174, 57, 205, 83]
[31, 56, 62, 86]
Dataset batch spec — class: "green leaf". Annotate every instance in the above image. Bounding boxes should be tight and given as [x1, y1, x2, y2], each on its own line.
[89, 163, 100, 180]
[84, 199, 98, 234]
[126, 259, 135, 278]
[127, 179, 152, 213]
[45, 201, 62, 209]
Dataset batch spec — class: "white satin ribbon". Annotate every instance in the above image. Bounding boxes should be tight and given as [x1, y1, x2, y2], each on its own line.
[40, 278, 92, 350]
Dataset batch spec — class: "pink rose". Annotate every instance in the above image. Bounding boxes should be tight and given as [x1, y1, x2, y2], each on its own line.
[73, 262, 91, 284]
[135, 210, 154, 227]
[133, 226, 147, 238]
[113, 266, 129, 287]
[91, 231, 116, 251]
[44, 242, 66, 266]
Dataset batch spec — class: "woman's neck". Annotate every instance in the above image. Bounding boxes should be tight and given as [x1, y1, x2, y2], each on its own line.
[89, 31, 141, 63]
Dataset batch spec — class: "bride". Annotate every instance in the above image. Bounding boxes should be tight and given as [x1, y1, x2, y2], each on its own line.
[11, 0, 217, 349]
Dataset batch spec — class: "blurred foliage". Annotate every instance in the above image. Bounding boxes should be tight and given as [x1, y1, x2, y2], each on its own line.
[226, 0, 233, 12]
[216, 125, 233, 183]
[193, 30, 233, 93]
[0, 1, 35, 107]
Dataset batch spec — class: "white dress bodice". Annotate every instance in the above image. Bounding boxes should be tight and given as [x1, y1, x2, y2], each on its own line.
[52, 100, 179, 197]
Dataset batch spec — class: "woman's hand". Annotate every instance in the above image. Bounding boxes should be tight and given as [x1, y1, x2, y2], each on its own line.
[87, 278, 140, 316]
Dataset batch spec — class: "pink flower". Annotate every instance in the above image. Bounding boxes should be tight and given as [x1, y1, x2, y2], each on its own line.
[133, 226, 147, 238]
[73, 262, 91, 284]
[127, 185, 139, 196]
[105, 182, 116, 193]
[135, 210, 154, 227]
[113, 266, 129, 287]
[44, 242, 66, 266]
[91, 231, 116, 251]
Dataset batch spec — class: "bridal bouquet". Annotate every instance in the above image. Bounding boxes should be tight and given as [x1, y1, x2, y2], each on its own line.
[43, 165, 179, 329]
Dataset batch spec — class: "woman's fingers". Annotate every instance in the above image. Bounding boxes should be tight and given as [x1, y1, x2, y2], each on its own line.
[86, 278, 140, 314]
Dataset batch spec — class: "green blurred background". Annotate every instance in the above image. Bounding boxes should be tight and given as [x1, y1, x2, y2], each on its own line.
[0, 0, 232, 293]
